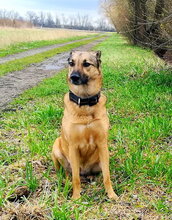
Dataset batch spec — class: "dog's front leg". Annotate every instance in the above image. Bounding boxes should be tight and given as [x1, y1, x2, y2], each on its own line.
[98, 141, 118, 200]
[69, 146, 81, 199]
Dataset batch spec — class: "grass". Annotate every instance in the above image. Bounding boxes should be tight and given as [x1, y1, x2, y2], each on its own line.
[0, 27, 96, 49]
[0, 35, 97, 58]
[0, 35, 103, 77]
[25, 161, 39, 192]
[0, 34, 172, 219]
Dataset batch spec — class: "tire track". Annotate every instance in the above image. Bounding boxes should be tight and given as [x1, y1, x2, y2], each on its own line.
[0, 37, 107, 110]
[0, 36, 97, 64]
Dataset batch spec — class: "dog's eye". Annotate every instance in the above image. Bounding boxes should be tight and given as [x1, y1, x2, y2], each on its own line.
[69, 61, 75, 67]
[83, 62, 91, 67]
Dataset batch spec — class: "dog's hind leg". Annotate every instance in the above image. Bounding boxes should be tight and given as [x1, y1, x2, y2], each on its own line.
[52, 137, 71, 172]
[52, 138, 62, 170]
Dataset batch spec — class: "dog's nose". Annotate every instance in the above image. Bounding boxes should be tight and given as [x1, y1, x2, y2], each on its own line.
[70, 72, 81, 84]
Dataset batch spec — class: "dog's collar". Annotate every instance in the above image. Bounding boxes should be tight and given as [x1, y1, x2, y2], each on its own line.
[69, 90, 101, 107]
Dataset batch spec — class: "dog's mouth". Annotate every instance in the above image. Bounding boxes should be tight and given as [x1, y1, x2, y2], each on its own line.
[70, 71, 88, 85]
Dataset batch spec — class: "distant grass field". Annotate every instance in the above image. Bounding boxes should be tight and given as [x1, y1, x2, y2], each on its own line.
[0, 27, 96, 49]
[0, 34, 172, 219]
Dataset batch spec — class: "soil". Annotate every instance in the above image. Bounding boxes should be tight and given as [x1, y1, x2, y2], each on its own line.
[163, 50, 172, 65]
[0, 37, 107, 110]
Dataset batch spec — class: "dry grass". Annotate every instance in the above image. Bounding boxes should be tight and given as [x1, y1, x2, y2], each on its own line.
[1, 34, 171, 219]
[0, 27, 96, 48]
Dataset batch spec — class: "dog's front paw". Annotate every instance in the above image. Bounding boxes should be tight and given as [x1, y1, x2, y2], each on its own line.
[72, 193, 81, 200]
[108, 191, 119, 201]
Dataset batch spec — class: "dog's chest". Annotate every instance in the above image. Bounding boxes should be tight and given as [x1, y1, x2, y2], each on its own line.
[77, 123, 97, 156]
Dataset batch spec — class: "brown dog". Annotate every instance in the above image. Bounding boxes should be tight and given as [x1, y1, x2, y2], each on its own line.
[52, 50, 118, 200]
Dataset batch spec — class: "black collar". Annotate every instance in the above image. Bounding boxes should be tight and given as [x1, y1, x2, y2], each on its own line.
[69, 90, 101, 106]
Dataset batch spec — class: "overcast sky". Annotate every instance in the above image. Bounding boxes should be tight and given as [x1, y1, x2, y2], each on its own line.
[1, 0, 102, 17]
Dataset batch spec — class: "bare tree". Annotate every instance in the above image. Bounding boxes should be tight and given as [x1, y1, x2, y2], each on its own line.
[0, 9, 20, 20]
[61, 14, 68, 28]
[0, 8, 113, 31]
[26, 11, 39, 26]
[0, 9, 32, 27]
[39, 11, 46, 27]
[55, 14, 61, 28]
[66, 14, 94, 30]
[45, 12, 55, 27]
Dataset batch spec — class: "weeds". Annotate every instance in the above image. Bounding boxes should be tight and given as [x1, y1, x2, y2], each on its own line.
[0, 34, 171, 219]
[25, 161, 38, 192]
[0, 178, 5, 206]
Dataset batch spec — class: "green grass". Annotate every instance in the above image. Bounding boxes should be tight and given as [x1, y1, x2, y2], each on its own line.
[0, 34, 172, 219]
[0, 35, 97, 58]
[25, 161, 39, 192]
[0, 35, 103, 77]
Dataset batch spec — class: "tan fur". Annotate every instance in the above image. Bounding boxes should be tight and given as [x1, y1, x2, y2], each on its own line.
[52, 51, 118, 200]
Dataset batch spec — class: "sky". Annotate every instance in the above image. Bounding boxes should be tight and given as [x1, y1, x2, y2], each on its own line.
[0, 0, 102, 18]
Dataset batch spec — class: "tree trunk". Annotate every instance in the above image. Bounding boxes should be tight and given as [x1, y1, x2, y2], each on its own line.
[129, 0, 148, 45]
[148, 0, 167, 55]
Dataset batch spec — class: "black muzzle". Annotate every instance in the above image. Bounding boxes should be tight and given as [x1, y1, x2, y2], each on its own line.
[70, 71, 88, 85]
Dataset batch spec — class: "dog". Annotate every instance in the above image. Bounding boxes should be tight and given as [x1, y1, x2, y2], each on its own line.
[52, 50, 118, 200]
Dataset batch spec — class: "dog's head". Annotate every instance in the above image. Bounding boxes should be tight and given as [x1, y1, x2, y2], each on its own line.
[67, 51, 102, 97]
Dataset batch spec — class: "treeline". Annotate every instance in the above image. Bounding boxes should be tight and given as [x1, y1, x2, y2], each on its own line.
[0, 10, 33, 28]
[0, 9, 114, 32]
[102, 0, 172, 56]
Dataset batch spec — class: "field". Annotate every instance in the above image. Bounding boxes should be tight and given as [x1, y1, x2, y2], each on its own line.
[0, 34, 172, 219]
[0, 35, 103, 77]
[0, 27, 96, 49]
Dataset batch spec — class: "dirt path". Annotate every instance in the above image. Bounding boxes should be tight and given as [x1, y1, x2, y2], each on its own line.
[0, 37, 107, 110]
[0, 36, 95, 64]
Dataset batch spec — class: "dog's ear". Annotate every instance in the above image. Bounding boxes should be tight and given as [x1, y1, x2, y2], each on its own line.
[96, 50, 101, 67]
[68, 50, 73, 62]
[70, 50, 74, 56]
[96, 50, 101, 59]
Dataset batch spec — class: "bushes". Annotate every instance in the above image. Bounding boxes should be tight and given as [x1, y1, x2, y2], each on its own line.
[102, 0, 172, 55]
[0, 18, 33, 28]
